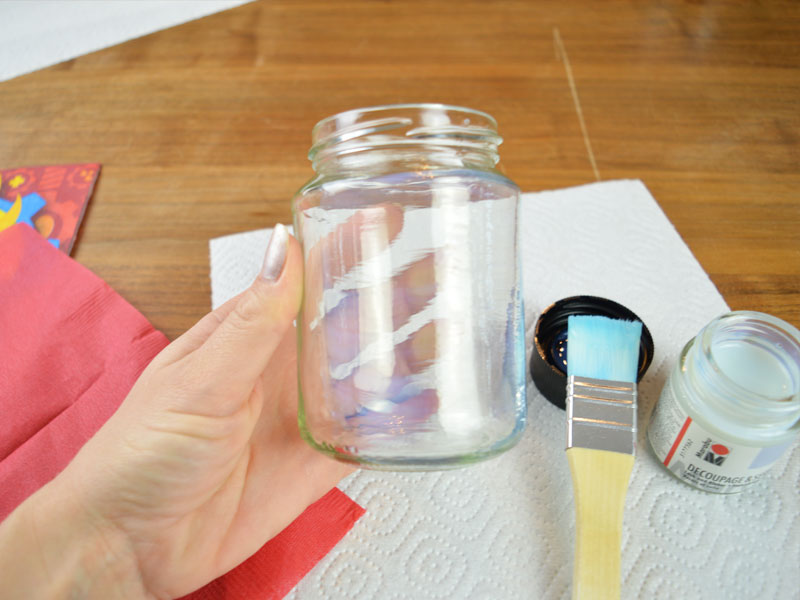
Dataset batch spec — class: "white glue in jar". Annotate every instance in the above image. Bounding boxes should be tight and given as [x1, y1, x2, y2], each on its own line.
[647, 311, 800, 493]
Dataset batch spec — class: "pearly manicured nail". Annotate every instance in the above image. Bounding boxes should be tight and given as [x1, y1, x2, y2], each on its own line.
[260, 223, 288, 281]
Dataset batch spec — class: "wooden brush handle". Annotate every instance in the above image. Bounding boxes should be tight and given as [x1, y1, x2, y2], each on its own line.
[567, 447, 634, 600]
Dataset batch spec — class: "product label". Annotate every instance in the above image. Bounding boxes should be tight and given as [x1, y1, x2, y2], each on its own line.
[647, 378, 793, 493]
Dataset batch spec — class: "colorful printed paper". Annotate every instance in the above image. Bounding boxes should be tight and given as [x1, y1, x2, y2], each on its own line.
[0, 163, 100, 253]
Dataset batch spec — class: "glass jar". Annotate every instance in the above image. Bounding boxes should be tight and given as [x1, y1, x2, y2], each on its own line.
[291, 104, 526, 470]
[647, 311, 800, 493]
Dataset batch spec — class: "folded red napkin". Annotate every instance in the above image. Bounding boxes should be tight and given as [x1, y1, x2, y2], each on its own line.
[0, 224, 169, 510]
[183, 488, 364, 600]
[0, 224, 364, 598]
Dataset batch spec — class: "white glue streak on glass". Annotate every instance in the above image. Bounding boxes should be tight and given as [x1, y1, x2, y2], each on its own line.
[352, 215, 395, 394]
[432, 184, 485, 434]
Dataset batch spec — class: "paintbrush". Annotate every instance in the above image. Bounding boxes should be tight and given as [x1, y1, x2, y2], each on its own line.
[565, 314, 642, 600]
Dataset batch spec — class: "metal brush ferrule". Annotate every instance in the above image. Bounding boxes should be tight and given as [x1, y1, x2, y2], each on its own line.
[566, 375, 637, 455]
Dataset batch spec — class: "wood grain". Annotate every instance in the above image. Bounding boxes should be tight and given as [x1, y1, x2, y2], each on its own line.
[1, 0, 798, 339]
[568, 447, 634, 600]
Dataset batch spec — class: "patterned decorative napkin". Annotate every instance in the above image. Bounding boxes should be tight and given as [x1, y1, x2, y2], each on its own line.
[0, 163, 100, 253]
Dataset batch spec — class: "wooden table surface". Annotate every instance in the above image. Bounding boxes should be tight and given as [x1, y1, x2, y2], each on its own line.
[1, 0, 798, 340]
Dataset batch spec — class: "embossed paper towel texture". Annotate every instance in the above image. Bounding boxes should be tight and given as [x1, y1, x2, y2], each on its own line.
[209, 180, 800, 599]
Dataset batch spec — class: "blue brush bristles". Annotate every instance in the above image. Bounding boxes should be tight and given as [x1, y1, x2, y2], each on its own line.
[566, 315, 642, 383]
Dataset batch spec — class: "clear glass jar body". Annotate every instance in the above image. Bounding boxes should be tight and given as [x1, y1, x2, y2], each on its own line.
[292, 105, 526, 470]
[647, 311, 800, 493]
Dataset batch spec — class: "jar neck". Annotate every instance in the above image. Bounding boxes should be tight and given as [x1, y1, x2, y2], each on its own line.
[308, 104, 502, 178]
[683, 311, 800, 430]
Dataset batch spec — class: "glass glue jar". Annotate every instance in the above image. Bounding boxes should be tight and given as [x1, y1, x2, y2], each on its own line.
[291, 104, 526, 470]
[647, 311, 800, 493]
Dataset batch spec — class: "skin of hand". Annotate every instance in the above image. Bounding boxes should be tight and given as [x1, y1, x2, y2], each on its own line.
[0, 224, 354, 600]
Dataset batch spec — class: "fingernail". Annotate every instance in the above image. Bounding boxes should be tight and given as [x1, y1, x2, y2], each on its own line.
[260, 223, 288, 281]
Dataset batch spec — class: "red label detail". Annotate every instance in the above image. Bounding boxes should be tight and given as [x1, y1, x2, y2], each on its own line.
[664, 416, 692, 468]
[711, 444, 729, 455]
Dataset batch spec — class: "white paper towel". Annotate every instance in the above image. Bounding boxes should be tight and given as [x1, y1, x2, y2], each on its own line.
[209, 180, 800, 599]
[0, 0, 254, 82]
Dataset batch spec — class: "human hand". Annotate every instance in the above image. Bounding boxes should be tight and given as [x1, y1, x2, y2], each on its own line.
[2, 224, 354, 599]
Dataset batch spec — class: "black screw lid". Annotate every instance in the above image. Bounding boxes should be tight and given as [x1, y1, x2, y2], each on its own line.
[530, 295, 655, 409]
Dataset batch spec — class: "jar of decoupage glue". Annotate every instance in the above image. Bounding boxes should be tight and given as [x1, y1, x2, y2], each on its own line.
[647, 311, 800, 493]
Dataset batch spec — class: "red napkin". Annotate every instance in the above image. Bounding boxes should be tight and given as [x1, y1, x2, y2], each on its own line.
[0, 224, 169, 510]
[183, 488, 364, 600]
[0, 224, 364, 598]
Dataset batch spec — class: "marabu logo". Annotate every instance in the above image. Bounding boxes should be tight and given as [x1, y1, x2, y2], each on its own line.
[703, 443, 730, 466]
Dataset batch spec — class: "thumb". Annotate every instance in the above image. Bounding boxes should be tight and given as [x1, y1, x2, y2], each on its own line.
[180, 224, 302, 411]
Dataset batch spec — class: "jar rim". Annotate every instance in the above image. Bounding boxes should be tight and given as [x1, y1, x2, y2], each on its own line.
[312, 103, 498, 141]
[308, 104, 502, 167]
[699, 311, 800, 415]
